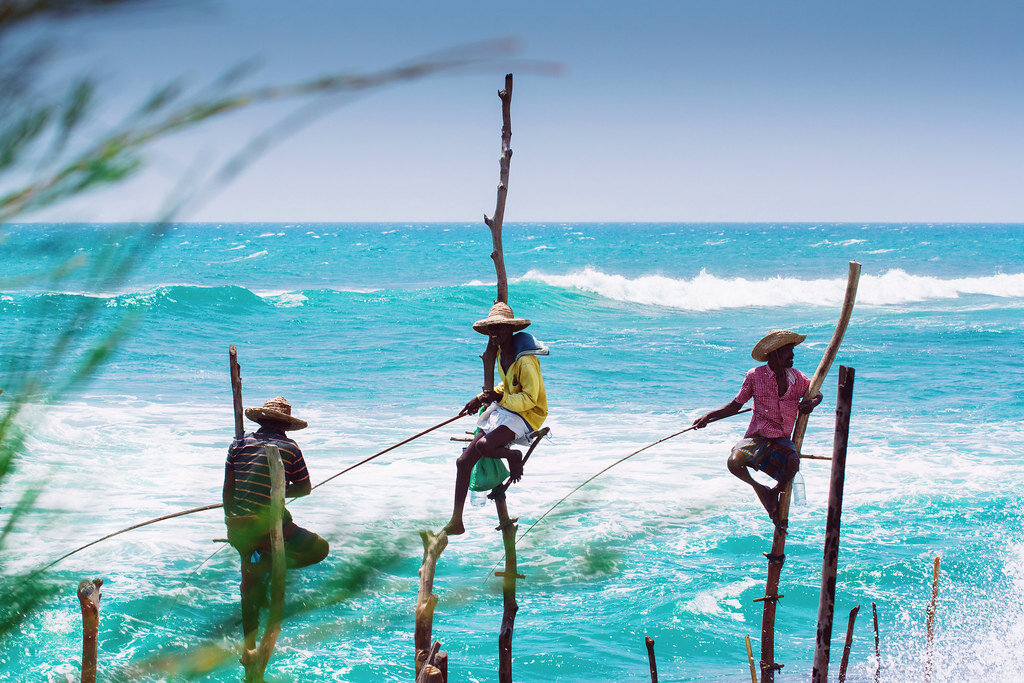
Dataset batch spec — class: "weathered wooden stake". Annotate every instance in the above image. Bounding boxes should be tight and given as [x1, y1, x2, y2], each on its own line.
[645, 636, 658, 682]
[492, 489, 520, 683]
[872, 602, 881, 683]
[77, 578, 102, 683]
[229, 345, 244, 438]
[811, 365, 856, 682]
[838, 605, 860, 683]
[925, 555, 940, 682]
[745, 635, 758, 683]
[415, 531, 449, 677]
[241, 444, 286, 683]
[480, 73, 514, 395]
[416, 640, 447, 682]
[759, 261, 861, 682]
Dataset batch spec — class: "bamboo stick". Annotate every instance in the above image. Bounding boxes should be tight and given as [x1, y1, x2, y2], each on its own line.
[745, 635, 757, 683]
[645, 636, 658, 682]
[838, 605, 860, 683]
[415, 531, 449, 676]
[77, 578, 102, 683]
[925, 555, 940, 681]
[811, 366, 856, 682]
[759, 261, 861, 682]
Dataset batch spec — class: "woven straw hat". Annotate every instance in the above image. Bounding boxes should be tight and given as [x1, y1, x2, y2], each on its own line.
[751, 329, 807, 362]
[472, 302, 531, 334]
[244, 396, 308, 430]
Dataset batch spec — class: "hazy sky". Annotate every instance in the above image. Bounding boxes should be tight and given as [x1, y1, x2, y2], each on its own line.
[38, 1, 1024, 222]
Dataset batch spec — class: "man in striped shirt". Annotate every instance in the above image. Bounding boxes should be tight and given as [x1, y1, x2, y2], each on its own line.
[223, 396, 329, 643]
[693, 330, 823, 523]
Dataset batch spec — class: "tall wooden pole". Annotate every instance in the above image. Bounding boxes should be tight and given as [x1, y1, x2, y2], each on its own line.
[759, 261, 861, 681]
[872, 602, 881, 683]
[492, 489, 521, 683]
[77, 578, 103, 683]
[925, 555, 940, 681]
[229, 345, 244, 438]
[811, 366, 856, 682]
[480, 73, 514, 394]
[645, 636, 658, 682]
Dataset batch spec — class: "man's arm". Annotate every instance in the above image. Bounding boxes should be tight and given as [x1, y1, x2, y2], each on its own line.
[692, 400, 744, 429]
[798, 392, 823, 414]
[286, 479, 311, 498]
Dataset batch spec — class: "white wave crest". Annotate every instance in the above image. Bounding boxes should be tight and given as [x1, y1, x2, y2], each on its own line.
[520, 267, 1024, 310]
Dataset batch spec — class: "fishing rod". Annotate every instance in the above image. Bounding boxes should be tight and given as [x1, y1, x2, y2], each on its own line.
[40, 413, 468, 572]
[484, 409, 751, 579]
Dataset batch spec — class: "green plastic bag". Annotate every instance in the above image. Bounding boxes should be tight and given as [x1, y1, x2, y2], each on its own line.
[469, 457, 510, 492]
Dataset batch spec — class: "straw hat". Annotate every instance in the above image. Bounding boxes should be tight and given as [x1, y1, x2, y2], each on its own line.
[472, 302, 531, 334]
[751, 329, 807, 362]
[245, 396, 308, 430]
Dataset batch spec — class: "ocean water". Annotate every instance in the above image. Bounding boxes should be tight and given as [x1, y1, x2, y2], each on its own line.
[1, 222, 1022, 681]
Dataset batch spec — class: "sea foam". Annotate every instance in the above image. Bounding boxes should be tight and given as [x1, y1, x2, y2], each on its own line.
[520, 267, 1024, 310]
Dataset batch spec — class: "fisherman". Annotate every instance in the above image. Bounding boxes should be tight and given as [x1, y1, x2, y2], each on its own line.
[445, 302, 548, 536]
[692, 330, 823, 522]
[223, 396, 329, 642]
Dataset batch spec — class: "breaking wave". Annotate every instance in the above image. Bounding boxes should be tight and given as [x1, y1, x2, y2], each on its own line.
[520, 268, 1024, 310]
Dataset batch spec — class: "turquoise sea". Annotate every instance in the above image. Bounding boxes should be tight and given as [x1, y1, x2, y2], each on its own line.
[2, 222, 1023, 681]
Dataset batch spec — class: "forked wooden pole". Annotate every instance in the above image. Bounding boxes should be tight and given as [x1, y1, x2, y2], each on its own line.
[760, 261, 861, 681]
[480, 73, 514, 394]
[811, 366, 856, 682]
[925, 555, 940, 682]
[77, 578, 103, 683]
[415, 531, 449, 677]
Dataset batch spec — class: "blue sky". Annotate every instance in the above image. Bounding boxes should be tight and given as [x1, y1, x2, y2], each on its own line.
[40, 1, 1024, 222]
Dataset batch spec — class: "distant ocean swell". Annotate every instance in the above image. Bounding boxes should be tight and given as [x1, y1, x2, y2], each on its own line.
[520, 267, 1024, 310]
[5, 268, 1024, 315]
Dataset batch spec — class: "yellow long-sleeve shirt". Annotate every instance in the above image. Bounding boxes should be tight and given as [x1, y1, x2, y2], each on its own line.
[494, 350, 548, 431]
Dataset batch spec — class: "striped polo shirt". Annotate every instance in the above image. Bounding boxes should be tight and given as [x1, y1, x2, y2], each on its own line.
[225, 427, 310, 518]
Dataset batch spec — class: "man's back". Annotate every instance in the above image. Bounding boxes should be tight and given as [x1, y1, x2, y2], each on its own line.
[225, 427, 309, 518]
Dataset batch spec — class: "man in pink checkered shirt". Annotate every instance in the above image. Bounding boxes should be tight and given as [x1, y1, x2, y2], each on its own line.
[693, 329, 823, 523]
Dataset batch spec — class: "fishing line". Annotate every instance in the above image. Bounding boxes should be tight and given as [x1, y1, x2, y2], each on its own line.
[485, 409, 750, 579]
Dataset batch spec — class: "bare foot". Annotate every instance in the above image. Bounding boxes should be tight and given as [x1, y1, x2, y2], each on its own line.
[443, 519, 465, 536]
[755, 485, 779, 522]
[505, 448, 524, 483]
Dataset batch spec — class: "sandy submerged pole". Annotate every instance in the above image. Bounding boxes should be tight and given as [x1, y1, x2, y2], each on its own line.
[77, 578, 103, 683]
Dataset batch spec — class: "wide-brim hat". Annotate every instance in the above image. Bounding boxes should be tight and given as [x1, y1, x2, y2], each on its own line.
[244, 396, 308, 430]
[751, 329, 807, 362]
[472, 302, 531, 335]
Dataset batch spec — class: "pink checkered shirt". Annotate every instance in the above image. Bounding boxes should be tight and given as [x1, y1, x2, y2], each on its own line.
[734, 365, 811, 439]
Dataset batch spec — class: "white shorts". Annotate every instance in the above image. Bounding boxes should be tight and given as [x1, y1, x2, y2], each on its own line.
[476, 402, 532, 446]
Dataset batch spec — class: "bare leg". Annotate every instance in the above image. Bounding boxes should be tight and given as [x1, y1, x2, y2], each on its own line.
[446, 426, 515, 535]
[728, 453, 779, 521]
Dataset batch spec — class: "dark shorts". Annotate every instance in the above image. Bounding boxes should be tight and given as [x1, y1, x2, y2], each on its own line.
[731, 437, 798, 481]
[226, 515, 329, 570]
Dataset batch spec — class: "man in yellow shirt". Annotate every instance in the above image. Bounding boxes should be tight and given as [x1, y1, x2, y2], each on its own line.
[445, 302, 548, 536]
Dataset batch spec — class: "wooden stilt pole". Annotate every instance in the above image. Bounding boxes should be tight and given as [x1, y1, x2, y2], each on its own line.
[241, 444, 286, 683]
[645, 636, 658, 682]
[811, 366, 856, 682]
[925, 555, 940, 682]
[492, 489, 521, 683]
[415, 531, 449, 677]
[77, 578, 103, 683]
[872, 602, 881, 683]
[759, 261, 861, 682]
[838, 605, 860, 683]
[229, 345, 244, 438]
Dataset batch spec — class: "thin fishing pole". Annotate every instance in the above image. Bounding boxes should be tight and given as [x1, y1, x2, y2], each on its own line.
[41, 413, 467, 572]
[485, 409, 750, 579]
